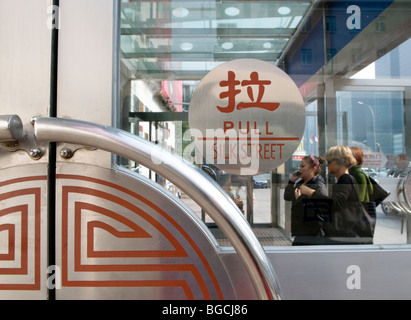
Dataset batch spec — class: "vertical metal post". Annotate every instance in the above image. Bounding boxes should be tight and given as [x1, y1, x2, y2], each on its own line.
[270, 169, 280, 228]
[325, 78, 338, 149]
[246, 177, 253, 225]
[48, 0, 60, 301]
[404, 87, 411, 163]
[404, 87, 411, 243]
[317, 83, 326, 154]
[317, 83, 329, 184]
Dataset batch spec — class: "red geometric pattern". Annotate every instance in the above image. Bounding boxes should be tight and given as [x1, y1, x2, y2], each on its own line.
[0, 176, 45, 290]
[58, 174, 224, 300]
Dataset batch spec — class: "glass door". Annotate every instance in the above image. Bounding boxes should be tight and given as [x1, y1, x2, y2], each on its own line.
[118, 1, 316, 231]
[334, 81, 410, 244]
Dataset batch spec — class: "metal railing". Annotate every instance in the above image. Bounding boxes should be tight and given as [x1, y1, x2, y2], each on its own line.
[33, 116, 282, 300]
[0, 115, 23, 142]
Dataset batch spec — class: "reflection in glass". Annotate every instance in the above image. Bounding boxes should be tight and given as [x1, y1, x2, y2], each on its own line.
[119, 0, 411, 246]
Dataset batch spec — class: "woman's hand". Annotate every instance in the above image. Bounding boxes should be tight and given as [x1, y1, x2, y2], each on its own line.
[299, 184, 315, 197]
[294, 187, 301, 199]
[289, 170, 301, 182]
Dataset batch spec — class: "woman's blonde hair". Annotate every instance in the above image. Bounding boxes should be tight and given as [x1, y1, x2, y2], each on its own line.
[324, 145, 357, 168]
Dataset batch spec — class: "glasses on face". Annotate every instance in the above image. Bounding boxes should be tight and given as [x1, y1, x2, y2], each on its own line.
[326, 159, 335, 165]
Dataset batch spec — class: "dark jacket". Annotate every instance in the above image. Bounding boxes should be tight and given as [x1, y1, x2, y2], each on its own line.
[284, 175, 328, 237]
[312, 174, 358, 214]
[311, 173, 373, 244]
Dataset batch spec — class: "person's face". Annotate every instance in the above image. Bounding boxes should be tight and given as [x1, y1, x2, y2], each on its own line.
[299, 159, 315, 181]
[326, 158, 339, 175]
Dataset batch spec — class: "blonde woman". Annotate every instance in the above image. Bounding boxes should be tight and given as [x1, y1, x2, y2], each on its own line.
[298, 146, 373, 244]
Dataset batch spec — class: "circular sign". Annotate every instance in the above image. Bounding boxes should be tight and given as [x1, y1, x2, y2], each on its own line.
[189, 59, 305, 175]
[395, 153, 410, 169]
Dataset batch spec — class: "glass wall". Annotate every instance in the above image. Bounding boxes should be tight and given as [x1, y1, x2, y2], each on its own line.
[118, 0, 411, 246]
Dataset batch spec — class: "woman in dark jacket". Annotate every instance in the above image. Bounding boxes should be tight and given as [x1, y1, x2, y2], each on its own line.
[284, 155, 328, 245]
[299, 146, 373, 245]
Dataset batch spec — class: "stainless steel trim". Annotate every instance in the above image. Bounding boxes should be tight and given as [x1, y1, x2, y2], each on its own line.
[33, 116, 282, 300]
[0, 115, 23, 142]
[401, 175, 411, 213]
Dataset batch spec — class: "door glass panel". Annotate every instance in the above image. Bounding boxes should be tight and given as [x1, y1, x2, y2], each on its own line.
[118, 0, 315, 244]
[117, 1, 411, 247]
[337, 91, 404, 154]
[337, 90, 407, 244]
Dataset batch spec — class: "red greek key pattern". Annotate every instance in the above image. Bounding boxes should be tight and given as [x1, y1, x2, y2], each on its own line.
[0, 176, 46, 290]
[58, 175, 223, 300]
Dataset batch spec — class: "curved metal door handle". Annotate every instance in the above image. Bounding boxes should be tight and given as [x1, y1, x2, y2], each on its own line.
[0, 115, 23, 142]
[33, 116, 282, 300]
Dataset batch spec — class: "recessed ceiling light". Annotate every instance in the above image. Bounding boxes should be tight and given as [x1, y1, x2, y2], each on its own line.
[263, 42, 272, 49]
[225, 7, 240, 17]
[172, 7, 189, 18]
[222, 42, 233, 50]
[278, 6, 291, 15]
[180, 42, 193, 51]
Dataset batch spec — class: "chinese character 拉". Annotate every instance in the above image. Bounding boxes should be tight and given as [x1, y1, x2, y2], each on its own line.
[217, 71, 280, 113]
